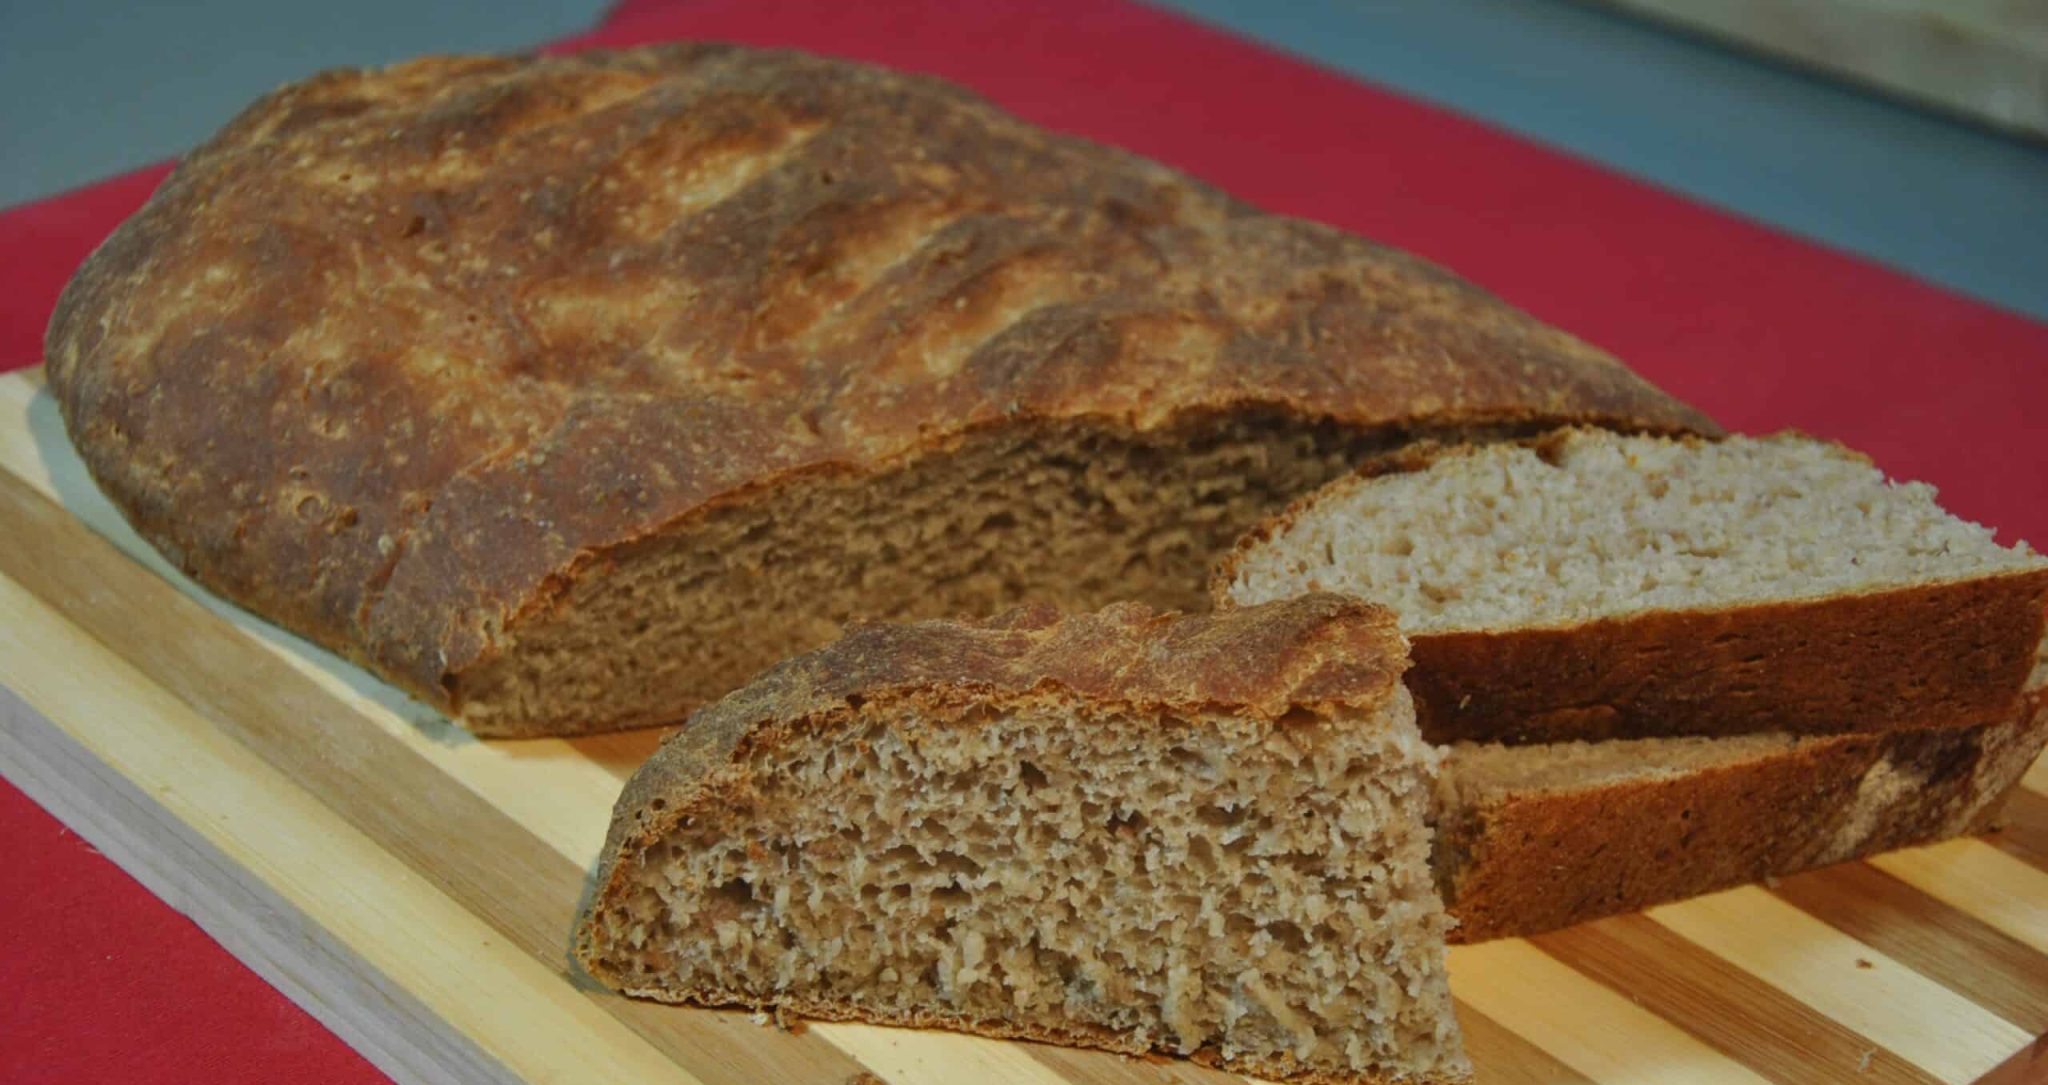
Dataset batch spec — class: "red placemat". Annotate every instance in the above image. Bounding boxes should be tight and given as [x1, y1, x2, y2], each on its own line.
[0, 784, 386, 1085]
[4, 1, 2045, 1081]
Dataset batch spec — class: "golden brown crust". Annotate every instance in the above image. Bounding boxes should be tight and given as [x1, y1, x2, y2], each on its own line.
[1212, 431, 2048, 744]
[45, 45, 1711, 726]
[1439, 693, 2048, 942]
[585, 593, 1406, 889]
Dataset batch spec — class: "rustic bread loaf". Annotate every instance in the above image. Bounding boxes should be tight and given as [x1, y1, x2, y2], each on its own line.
[1435, 692, 2048, 941]
[1218, 429, 2048, 744]
[574, 595, 1469, 1084]
[46, 45, 1709, 736]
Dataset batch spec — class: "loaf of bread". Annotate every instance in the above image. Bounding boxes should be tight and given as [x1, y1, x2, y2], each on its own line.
[1218, 429, 2048, 744]
[1435, 693, 2048, 941]
[574, 595, 1469, 1084]
[47, 45, 1708, 736]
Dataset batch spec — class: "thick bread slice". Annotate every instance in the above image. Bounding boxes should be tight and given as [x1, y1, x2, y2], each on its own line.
[47, 45, 1711, 737]
[575, 596, 1469, 1085]
[1217, 429, 2048, 744]
[1436, 692, 2048, 942]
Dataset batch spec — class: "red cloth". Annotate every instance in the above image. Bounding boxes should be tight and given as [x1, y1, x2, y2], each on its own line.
[3, 1, 2044, 1081]
[0, 784, 385, 1085]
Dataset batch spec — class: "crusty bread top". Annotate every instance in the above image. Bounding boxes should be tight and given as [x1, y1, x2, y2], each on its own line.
[593, 594, 1406, 887]
[47, 45, 1710, 708]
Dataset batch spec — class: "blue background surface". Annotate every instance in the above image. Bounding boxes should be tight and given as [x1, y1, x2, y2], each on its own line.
[3, 0, 2042, 318]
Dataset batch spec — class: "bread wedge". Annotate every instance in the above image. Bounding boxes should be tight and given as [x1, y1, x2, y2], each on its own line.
[1217, 429, 2048, 744]
[574, 596, 1469, 1085]
[1435, 692, 2048, 941]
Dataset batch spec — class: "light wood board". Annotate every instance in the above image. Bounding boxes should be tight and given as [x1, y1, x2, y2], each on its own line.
[0, 366, 2041, 1085]
[1590, 0, 2048, 138]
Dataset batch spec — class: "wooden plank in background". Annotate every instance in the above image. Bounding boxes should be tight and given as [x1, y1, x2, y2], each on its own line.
[1587, 0, 2048, 139]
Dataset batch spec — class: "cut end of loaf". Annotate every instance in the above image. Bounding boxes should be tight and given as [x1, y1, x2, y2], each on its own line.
[446, 413, 1460, 736]
[575, 604, 1467, 1084]
[1220, 429, 2047, 633]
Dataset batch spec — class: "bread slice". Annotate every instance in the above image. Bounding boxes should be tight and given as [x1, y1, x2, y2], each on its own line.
[1435, 692, 2048, 941]
[574, 596, 1469, 1085]
[48, 45, 1712, 737]
[1217, 429, 2048, 744]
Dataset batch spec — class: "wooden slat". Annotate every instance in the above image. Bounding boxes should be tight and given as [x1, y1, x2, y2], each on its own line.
[1869, 841, 2048, 955]
[1769, 863, 2048, 1037]
[1455, 1003, 1597, 1085]
[1646, 887, 2030, 1083]
[575, 727, 678, 781]
[0, 686, 520, 1085]
[816, 1025, 1094, 1085]
[1449, 940, 1773, 1085]
[1969, 1038, 2047, 1085]
[1531, 916, 1934, 1085]
[2023, 754, 2048, 797]
[1986, 787, 2048, 870]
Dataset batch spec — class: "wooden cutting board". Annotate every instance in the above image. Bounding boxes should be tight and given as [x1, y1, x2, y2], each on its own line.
[0, 365, 2041, 1085]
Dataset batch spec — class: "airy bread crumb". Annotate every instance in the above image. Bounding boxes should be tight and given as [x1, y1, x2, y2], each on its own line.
[1222, 430, 2043, 632]
[576, 598, 1469, 1084]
